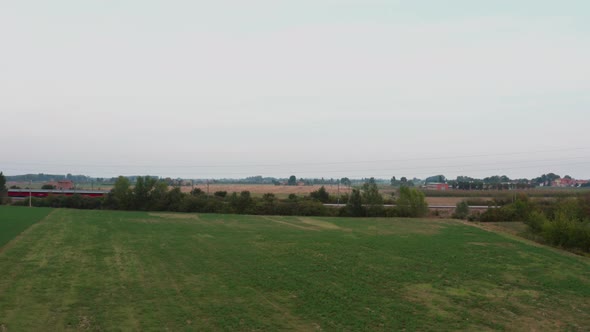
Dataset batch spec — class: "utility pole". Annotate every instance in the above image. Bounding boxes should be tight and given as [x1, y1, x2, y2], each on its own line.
[207, 180, 210, 196]
[29, 179, 32, 208]
[337, 181, 341, 204]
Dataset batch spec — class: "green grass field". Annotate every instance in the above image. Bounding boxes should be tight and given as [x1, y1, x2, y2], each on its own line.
[1, 208, 589, 331]
[0, 206, 53, 248]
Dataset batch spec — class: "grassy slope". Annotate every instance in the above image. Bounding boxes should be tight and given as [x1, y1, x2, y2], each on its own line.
[0, 209, 589, 331]
[0, 206, 53, 248]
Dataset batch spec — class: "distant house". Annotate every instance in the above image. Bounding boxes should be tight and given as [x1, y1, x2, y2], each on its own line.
[553, 178, 573, 187]
[45, 180, 74, 190]
[57, 180, 74, 190]
[424, 183, 449, 191]
[552, 177, 588, 187]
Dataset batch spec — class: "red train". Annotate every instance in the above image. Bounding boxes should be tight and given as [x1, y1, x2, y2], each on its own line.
[7, 189, 108, 198]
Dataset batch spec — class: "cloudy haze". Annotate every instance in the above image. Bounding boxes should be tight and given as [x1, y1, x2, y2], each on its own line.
[1, 1, 589, 179]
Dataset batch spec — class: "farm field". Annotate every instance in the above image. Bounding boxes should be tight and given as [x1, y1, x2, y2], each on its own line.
[0, 206, 53, 248]
[1, 209, 589, 331]
[182, 183, 352, 198]
[148, 184, 472, 205]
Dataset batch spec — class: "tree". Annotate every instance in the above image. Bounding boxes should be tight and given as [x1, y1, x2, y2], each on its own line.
[310, 186, 330, 203]
[425, 175, 446, 184]
[362, 178, 383, 216]
[0, 172, 6, 192]
[396, 186, 428, 217]
[288, 175, 297, 186]
[229, 191, 254, 214]
[390, 176, 397, 186]
[362, 178, 382, 204]
[340, 177, 351, 187]
[164, 187, 184, 211]
[41, 184, 56, 190]
[346, 189, 365, 217]
[132, 176, 158, 210]
[151, 181, 170, 210]
[259, 193, 278, 214]
[111, 176, 132, 210]
[400, 177, 408, 186]
[0, 172, 7, 204]
[453, 201, 470, 219]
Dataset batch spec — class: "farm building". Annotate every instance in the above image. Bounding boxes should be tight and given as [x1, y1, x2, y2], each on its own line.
[424, 183, 450, 191]
[552, 177, 589, 187]
[44, 180, 75, 190]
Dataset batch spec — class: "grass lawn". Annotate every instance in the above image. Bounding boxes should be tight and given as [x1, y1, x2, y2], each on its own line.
[0, 208, 589, 331]
[0, 206, 53, 248]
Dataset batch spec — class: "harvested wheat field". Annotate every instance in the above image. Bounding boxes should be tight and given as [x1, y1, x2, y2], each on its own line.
[183, 184, 352, 197]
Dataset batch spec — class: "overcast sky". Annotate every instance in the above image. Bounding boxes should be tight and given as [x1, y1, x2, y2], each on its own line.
[1, 0, 589, 179]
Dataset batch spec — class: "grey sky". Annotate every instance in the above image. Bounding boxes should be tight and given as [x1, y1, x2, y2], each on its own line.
[1, 1, 589, 179]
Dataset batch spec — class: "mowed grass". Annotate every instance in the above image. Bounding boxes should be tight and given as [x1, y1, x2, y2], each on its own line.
[1, 209, 589, 331]
[0, 206, 53, 247]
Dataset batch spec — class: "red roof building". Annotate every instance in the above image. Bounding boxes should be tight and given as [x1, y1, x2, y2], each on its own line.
[424, 183, 450, 191]
[46, 180, 75, 190]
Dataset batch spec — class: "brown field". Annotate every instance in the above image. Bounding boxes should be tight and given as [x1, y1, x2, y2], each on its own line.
[182, 184, 353, 197]
[183, 184, 488, 206]
[425, 197, 486, 206]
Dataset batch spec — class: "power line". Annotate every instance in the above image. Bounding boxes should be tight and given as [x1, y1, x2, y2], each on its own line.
[1, 146, 589, 169]
[5, 159, 589, 179]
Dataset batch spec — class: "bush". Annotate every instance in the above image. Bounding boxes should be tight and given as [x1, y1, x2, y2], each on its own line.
[346, 189, 365, 217]
[479, 207, 510, 222]
[479, 195, 534, 222]
[214, 191, 227, 198]
[396, 187, 428, 217]
[453, 201, 469, 219]
[525, 211, 547, 234]
[297, 200, 329, 216]
[309, 186, 330, 203]
[539, 207, 590, 252]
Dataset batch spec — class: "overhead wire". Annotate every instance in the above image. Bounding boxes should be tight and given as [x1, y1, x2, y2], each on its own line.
[1, 146, 589, 169]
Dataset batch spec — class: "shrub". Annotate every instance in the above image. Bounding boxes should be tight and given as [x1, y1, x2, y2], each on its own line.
[539, 211, 590, 252]
[525, 211, 547, 234]
[309, 186, 330, 203]
[480, 195, 534, 222]
[214, 191, 227, 198]
[396, 187, 428, 217]
[190, 188, 205, 196]
[453, 201, 470, 219]
[346, 189, 365, 217]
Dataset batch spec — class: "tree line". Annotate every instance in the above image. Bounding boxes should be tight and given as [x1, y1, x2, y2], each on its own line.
[11, 176, 429, 218]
